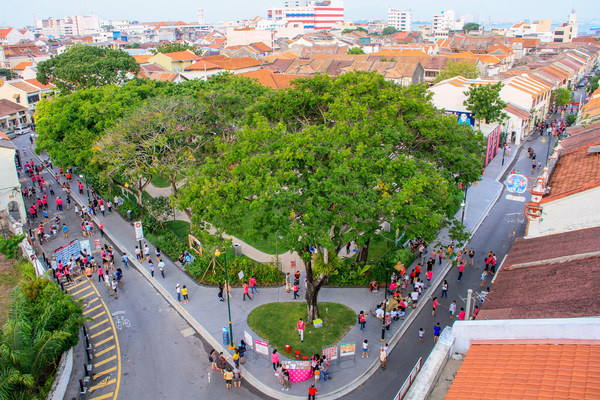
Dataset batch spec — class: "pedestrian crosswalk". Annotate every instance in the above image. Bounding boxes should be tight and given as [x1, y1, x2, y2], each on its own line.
[63, 276, 121, 400]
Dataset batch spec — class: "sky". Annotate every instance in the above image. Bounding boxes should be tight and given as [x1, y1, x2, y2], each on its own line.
[3, 0, 599, 28]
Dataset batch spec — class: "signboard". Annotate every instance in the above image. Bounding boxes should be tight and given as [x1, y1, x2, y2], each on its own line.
[79, 240, 91, 257]
[322, 345, 338, 361]
[95, 239, 101, 249]
[505, 174, 528, 194]
[134, 221, 144, 241]
[238, 270, 244, 280]
[244, 331, 253, 348]
[446, 110, 475, 127]
[282, 360, 311, 370]
[505, 194, 526, 202]
[54, 240, 80, 266]
[291, 260, 296, 269]
[255, 339, 269, 356]
[340, 343, 356, 357]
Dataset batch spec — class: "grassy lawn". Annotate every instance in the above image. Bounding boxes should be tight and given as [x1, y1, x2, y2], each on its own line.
[151, 174, 171, 188]
[225, 212, 280, 255]
[248, 302, 356, 359]
[164, 220, 190, 240]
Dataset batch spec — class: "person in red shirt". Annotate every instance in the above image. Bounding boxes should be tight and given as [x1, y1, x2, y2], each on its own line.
[308, 384, 318, 400]
[458, 308, 466, 321]
[297, 318, 305, 342]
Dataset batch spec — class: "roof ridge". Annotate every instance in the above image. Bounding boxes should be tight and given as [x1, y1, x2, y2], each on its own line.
[508, 252, 600, 270]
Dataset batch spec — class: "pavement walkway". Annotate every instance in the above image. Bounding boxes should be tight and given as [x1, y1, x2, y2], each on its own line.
[27, 121, 557, 399]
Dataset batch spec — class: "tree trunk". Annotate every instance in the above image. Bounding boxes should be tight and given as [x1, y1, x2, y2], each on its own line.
[303, 253, 326, 322]
[356, 238, 371, 264]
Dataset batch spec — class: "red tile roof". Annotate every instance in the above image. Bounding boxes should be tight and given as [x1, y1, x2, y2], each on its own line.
[162, 50, 201, 61]
[24, 78, 53, 90]
[446, 342, 600, 400]
[0, 28, 14, 39]
[12, 61, 32, 70]
[0, 99, 28, 117]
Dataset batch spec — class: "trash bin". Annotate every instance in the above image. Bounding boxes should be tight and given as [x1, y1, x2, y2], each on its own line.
[222, 326, 229, 346]
[233, 243, 242, 257]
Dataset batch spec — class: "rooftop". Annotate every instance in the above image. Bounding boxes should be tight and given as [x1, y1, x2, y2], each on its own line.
[446, 342, 600, 400]
[0, 99, 28, 117]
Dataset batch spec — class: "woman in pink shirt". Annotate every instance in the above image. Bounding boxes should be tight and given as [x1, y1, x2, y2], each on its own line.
[271, 349, 279, 371]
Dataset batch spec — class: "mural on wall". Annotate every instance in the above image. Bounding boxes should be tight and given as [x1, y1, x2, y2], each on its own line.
[446, 111, 475, 127]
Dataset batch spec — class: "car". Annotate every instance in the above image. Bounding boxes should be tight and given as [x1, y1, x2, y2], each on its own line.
[4, 130, 18, 139]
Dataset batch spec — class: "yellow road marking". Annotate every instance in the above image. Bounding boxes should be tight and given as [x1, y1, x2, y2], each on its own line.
[94, 355, 116, 368]
[94, 336, 114, 348]
[90, 327, 111, 339]
[89, 378, 116, 393]
[68, 280, 88, 291]
[89, 393, 114, 400]
[95, 345, 115, 357]
[93, 366, 116, 380]
[86, 276, 122, 400]
[84, 297, 100, 307]
[80, 291, 96, 299]
[90, 311, 106, 320]
[71, 285, 93, 296]
[89, 319, 108, 330]
[83, 304, 102, 315]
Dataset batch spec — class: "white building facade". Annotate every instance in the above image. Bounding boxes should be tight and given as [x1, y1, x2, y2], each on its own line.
[268, 0, 344, 31]
[387, 8, 412, 32]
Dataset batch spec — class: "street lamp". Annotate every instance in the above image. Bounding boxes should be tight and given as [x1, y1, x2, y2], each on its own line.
[215, 249, 235, 349]
[80, 166, 90, 203]
[373, 250, 391, 342]
[460, 183, 469, 225]
[275, 233, 284, 269]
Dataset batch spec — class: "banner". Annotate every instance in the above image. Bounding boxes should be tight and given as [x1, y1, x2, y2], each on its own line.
[322, 345, 338, 361]
[134, 221, 144, 241]
[95, 239, 101, 249]
[79, 240, 91, 257]
[54, 240, 80, 266]
[340, 343, 356, 357]
[255, 339, 269, 355]
[244, 331, 253, 348]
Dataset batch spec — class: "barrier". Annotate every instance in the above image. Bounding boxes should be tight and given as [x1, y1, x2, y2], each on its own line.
[394, 357, 422, 400]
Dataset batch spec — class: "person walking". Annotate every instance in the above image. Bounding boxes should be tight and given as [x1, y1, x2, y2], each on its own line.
[97, 266, 104, 283]
[433, 322, 441, 343]
[418, 328, 425, 343]
[182, 285, 189, 304]
[249, 276, 258, 294]
[293, 283, 300, 299]
[432, 297, 438, 317]
[148, 259, 154, 277]
[62, 223, 68, 239]
[298, 318, 305, 342]
[457, 262, 464, 282]
[243, 282, 252, 301]
[143, 244, 150, 260]
[308, 384, 318, 400]
[449, 300, 457, 320]
[218, 283, 225, 301]
[176, 284, 181, 303]
[362, 339, 369, 358]
[135, 246, 141, 261]
[379, 347, 387, 370]
[358, 311, 366, 330]
[441, 280, 448, 298]
[480, 271, 488, 287]
[158, 259, 165, 278]
[121, 254, 129, 269]
[468, 248, 475, 267]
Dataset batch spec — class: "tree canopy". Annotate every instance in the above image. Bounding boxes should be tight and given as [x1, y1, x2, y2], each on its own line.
[551, 88, 571, 107]
[347, 47, 365, 55]
[179, 72, 485, 321]
[151, 42, 202, 56]
[463, 23, 481, 33]
[36, 45, 139, 93]
[464, 82, 507, 125]
[381, 26, 399, 36]
[433, 60, 480, 83]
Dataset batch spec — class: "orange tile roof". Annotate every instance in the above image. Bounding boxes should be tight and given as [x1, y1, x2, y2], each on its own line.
[12, 61, 32, 70]
[239, 69, 300, 90]
[24, 78, 53, 90]
[9, 81, 39, 93]
[250, 42, 272, 52]
[0, 131, 10, 140]
[263, 52, 298, 63]
[133, 54, 152, 64]
[446, 343, 600, 400]
[399, 49, 428, 56]
[203, 56, 262, 71]
[162, 50, 200, 61]
[512, 38, 540, 48]
[184, 60, 222, 71]
[543, 139, 600, 202]
[0, 28, 14, 39]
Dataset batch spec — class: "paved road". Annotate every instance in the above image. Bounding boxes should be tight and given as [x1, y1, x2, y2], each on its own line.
[13, 132, 268, 400]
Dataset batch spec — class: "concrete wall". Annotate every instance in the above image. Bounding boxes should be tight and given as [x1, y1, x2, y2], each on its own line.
[46, 348, 73, 400]
[451, 317, 600, 354]
[0, 145, 27, 222]
[526, 186, 600, 238]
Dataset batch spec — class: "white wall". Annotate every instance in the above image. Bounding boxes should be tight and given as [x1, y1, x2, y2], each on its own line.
[0, 145, 26, 223]
[226, 27, 272, 47]
[451, 317, 600, 354]
[526, 186, 600, 238]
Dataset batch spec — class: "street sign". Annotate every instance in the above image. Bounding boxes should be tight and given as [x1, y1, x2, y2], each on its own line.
[244, 331, 253, 348]
[134, 221, 144, 241]
[255, 339, 269, 355]
[505, 174, 528, 194]
[505, 194, 526, 202]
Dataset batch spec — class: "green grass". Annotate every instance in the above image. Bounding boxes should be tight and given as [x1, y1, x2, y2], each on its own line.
[151, 174, 171, 188]
[164, 220, 190, 240]
[228, 212, 279, 254]
[248, 302, 356, 359]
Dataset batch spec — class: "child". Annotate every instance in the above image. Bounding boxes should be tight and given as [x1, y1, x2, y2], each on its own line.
[362, 339, 369, 358]
[449, 301, 457, 320]
[480, 270, 488, 287]
[418, 328, 425, 342]
[433, 322, 441, 343]
[314, 368, 321, 383]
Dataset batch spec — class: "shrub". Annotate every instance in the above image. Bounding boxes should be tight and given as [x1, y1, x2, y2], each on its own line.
[566, 114, 577, 126]
[184, 253, 284, 286]
[328, 248, 415, 286]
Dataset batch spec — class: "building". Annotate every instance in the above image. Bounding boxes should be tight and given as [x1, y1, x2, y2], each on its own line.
[0, 131, 26, 224]
[0, 99, 30, 136]
[35, 14, 101, 37]
[146, 50, 201, 72]
[387, 9, 412, 32]
[553, 11, 579, 43]
[432, 10, 463, 38]
[0, 79, 54, 117]
[226, 27, 273, 48]
[267, 0, 344, 31]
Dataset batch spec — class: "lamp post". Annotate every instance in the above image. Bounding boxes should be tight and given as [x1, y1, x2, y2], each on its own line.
[275, 233, 284, 270]
[460, 183, 469, 225]
[80, 166, 90, 203]
[546, 134, 553, 165]
[216, 249, 235, 349]
[374, 250, 390, 342]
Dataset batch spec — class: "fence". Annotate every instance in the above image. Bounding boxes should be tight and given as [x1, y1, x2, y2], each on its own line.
[394, 357, 423, 400]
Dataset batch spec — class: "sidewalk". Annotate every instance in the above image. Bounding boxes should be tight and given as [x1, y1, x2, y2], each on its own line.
[28, 130, 524, 399]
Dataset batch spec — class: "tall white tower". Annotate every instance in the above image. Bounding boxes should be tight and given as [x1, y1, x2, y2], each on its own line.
[198, 8, 205, 25]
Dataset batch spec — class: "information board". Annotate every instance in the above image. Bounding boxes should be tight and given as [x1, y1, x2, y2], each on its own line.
[54, 240, 80, 266]
[340, 343, 356, 357]
[134, 221, 144, 241]
[255, 339, 269, 355]
[322, 345, 338, 361]
[79, 240, 91, 257]
[244, 331, 253, 348]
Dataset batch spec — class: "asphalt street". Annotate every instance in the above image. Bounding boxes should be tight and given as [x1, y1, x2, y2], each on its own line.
[14, 132, 268, 400]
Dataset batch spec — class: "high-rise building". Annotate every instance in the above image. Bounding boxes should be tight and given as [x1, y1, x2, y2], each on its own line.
[387, 8, 412, 32]
[268, 0, 344, 30]
[553, 10, 578, 43]
[198, 8, 205, 25]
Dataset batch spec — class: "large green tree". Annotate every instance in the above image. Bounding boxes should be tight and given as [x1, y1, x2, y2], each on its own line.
[464, 81, 507, 128]
[551, 88, 571, 107]
[151, 42, 202, 56]
[433, 60, 480, 83]
[37, 45, 140, 93]
[463, 23, 481, 33]
[180, 72, 485, 321]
